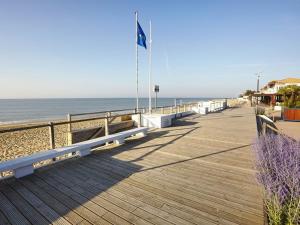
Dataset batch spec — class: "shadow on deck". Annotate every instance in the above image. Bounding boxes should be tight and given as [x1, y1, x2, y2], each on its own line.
[0, 127, 198, 225]
[0, 107, 264, 225]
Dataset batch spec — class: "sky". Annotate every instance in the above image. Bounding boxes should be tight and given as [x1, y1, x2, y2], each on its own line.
[0, 0, 299, 99]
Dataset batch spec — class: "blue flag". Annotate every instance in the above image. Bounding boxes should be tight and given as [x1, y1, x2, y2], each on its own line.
[137, 21, 147, 49]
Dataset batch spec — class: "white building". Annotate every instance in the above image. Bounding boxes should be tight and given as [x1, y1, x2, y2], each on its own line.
[260, 77, 300, 94]
[257, 77, 300, 106]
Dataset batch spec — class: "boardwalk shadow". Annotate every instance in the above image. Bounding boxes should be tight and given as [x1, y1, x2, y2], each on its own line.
[96, 125, 200, 163]
[140, 143, 251, 172]
[172, 119, 199, 127]
[0, 148, 144, 224]
[0, 117, 201, 224]
[0, 129, 174, 224]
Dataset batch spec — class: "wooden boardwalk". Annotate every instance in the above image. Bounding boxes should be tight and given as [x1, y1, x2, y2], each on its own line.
[0, 106, 264, 225]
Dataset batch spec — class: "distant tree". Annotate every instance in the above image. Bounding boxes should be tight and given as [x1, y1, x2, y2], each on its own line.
[244, 90, 256, 96]
[239, 90, 255, 105]
[277, 85, 300, 108]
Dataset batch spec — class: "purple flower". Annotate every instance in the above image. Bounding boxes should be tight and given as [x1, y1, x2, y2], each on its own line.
[253, 134, 300, 224]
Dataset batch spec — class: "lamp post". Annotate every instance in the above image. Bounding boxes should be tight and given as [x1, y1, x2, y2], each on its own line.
[256, 72, 261, 105]
[256, 73, 260, 93]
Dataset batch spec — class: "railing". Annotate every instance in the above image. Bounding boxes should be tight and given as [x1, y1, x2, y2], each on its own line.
[255, 114, 279, 136]
[0, 110, 140, 145]
[0, 110, 142, 166]
[0, 102, 197, 164]
[147, 102, 198, 114]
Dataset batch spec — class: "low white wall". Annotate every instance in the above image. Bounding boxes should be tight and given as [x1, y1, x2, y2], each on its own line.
[193, 100, 227, 114]
[132, 111, 194, 128]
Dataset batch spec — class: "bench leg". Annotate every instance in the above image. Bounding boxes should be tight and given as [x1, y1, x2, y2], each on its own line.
[114, 139, 125, 145]
[136, 131, 147, 138]
[14, 165, 34, 178]
[68, 152, 76, 157]
[78, 148, 91, 157]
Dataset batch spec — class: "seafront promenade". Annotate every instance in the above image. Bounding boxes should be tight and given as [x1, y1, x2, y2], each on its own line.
[0, 106, 264, 225]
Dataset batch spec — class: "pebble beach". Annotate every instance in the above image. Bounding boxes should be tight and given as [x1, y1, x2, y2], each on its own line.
[0, 118, 106, 162]
[0, 99, 240, 163]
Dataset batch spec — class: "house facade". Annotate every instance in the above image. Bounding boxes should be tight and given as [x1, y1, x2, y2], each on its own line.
[257, 77, 300, 106]
[260, 77, 300, 94]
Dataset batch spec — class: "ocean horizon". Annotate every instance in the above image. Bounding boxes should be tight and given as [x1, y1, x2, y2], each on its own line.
[0, 97, 219, 124]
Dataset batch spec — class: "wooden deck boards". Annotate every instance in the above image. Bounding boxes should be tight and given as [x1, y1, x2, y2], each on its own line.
[0, 106, 264, 225]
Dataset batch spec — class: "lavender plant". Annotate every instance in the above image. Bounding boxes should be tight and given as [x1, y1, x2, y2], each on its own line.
[253, 134, 300, 225]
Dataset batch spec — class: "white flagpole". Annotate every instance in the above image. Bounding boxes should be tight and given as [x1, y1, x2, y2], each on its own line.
[148, 20, 152, 114]
[135, 11, 139, 111]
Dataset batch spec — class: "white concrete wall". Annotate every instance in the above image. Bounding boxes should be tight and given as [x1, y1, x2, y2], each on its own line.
[195, 100, 227, 113]
[132, 111, 194, 128]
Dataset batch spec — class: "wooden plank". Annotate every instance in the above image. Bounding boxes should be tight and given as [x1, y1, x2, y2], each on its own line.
[98, 155, 260, 203]
[103, 148, 258, 186]
[33, 173, 136, 225]
[7, 180, 72, 225]
[68, 154, 262, 224]
[100, 153, 258, 190]
[55, 158, 218, 224]
[0, 209, 11, 225]
[37, 170, 173, 225]
[82, 158, 263, 224]
[17, 177, 89, 225]
[26, 175, 112, 225]
[82, 154, 259, 209]
[0, 182, 50, 225]
[50, 159, 220, 224]
[98, 153, 257, 189]
[95, 156, 262, 210]
[38, 161, 203, 225]
[0, 191, 31, 225]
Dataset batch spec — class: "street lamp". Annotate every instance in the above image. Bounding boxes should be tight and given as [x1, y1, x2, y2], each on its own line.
[255, 72, 262, 105]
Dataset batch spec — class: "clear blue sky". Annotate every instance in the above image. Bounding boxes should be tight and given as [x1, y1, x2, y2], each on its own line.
[0, 0, 299, 98]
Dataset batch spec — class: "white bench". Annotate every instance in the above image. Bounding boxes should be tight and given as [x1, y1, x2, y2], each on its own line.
[0, 127, 148, 179]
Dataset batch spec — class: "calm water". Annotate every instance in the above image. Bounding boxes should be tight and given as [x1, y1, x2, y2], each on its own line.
[0, 98, 212, 124]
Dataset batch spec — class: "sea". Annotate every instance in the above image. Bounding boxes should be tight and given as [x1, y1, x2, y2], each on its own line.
[0, 98, 214, 124]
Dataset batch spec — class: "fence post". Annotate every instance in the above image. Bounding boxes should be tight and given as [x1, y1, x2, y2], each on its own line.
[104, 113, 110, 145]
[67, 114, 72, 145]
[105, 113, 109, 136]
[138, 112, 142, 127]
[107, 111, 112, 123]
[48, 122, 55, 149]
